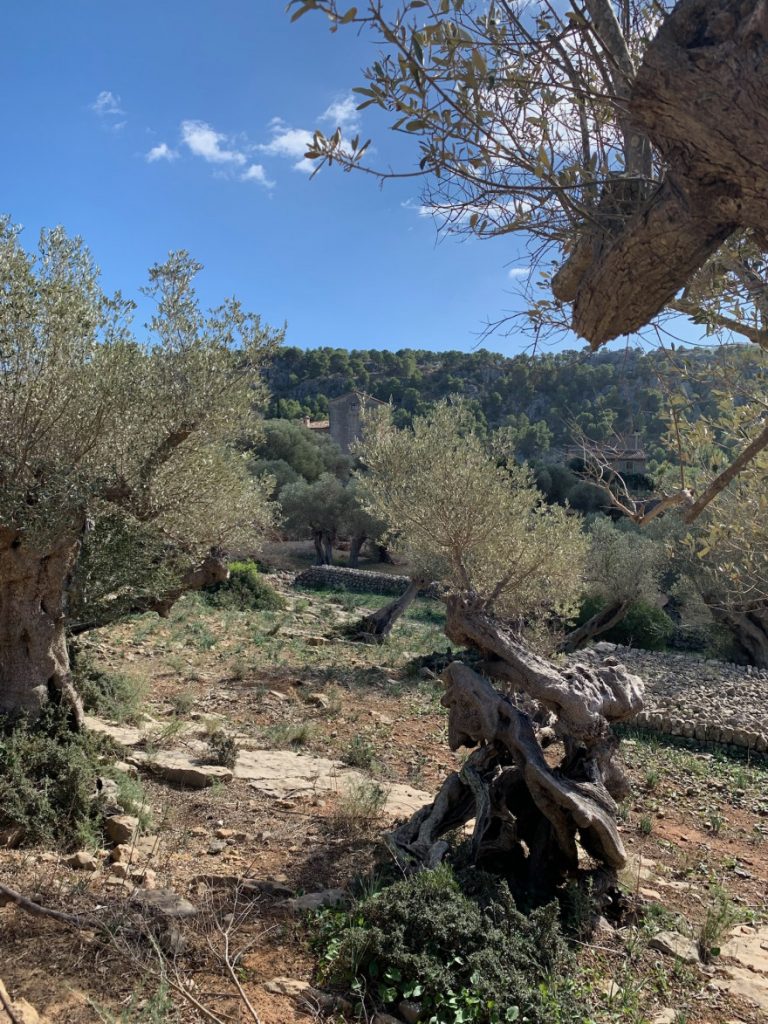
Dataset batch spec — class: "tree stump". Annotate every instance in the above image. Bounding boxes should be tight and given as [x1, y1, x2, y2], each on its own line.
[388, 595, 644, 903]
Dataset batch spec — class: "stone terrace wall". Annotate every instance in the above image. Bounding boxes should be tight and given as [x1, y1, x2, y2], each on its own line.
[573, 642, 768, 753]
[293, 565, 440, 598]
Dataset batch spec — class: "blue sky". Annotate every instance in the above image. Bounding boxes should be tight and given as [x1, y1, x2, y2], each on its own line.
[0, 0, 557, 355]
[0, 2, 663, 356]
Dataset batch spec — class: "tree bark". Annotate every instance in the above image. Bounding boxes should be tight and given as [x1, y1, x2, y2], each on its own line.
[0, 528, 83, 722]
[351, 576, 425, 642]
[556, 0, 768, 347]
[388, 594, 645, 897]
[376, 544, 395, 565]
[313, 531, 325, 565]
[348, 534, 366, 568]
[707, 601, 768, 668]
[559, 599, 631, 653]
[313, 531, 334, 565]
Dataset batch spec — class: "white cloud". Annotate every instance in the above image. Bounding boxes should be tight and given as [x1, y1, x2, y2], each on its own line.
[241, 163, 274, 188]
[321, 94, 360, 133]
[146, 142, 178, 163]
[258, 120, 315, 172]
[507, 266, 530, 280]
[91, 90, 124, 117]
[401, 199, 433, 218]
[181, 120, 246, 165]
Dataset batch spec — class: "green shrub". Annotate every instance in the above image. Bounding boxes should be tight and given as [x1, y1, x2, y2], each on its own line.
[0, 705, 107, 849]
[205, 730, 239, 769]
[577, 596, 674, 651]
[315, 864, 583, 1024]
[204, 560, 285, 611]
[74, 656, 146, 724]
[341, 734, 376, 769]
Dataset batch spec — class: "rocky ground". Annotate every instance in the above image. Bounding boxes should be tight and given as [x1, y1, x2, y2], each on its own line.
[575, 643, 768, 752]
[1, 582, 767, 1024]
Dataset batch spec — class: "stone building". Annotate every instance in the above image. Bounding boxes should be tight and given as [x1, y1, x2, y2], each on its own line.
[607, 432, 648, 475]
[327, 391, 387, 453]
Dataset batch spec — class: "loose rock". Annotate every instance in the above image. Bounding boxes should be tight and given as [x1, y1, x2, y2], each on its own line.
[104, 814, 139, 845]
[65, 851, 98, 872]
[649, 931, 700, 964]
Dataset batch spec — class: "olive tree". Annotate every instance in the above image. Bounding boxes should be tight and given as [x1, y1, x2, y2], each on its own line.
[672, 466, 768, 666]
[355, 403, 644, 899]
[280, 474, 384, 565]
[0, 222, 279, 722]
[560, 516, 666, 651]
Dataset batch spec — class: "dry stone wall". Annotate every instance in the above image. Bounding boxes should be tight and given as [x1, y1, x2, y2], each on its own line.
[293, 566, 440, 598]
[573, 642, 768, 754]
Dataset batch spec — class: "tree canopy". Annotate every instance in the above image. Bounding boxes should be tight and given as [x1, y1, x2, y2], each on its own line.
[355, 401, 587, 621]
[0, 222, 280, 717]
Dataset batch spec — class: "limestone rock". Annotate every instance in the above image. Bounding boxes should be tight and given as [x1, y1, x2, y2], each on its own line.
[144, 751, 233, 788]
[131, 888, 197, 918]
[84, 716, 144, 747]
[305, 636, 330, 647]
[65, 851, 98, 871]
[713, 925, 768, 1010]
[398, 999, 422, 1024]
[651, 1011, 676, 1024]
[649, 931, 700, 964]
[720, 924, 768, 973]
[712, 966, 768, 1011]
[111, 835, 160, 863]
[235, 748, 430, 818]
[105, 814, 139, 845]
[281, 888, 345, 913]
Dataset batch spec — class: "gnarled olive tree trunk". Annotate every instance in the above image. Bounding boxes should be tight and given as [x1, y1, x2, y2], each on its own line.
[351, 576, 426, 642]
[556, 0, 768, 347]
[707, 601, 768, 668]
[0, 527, 83, 722]
[559, 599, 631, 653]
[389, 594, 644, 900]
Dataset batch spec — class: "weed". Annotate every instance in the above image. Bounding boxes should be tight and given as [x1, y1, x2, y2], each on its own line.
[152, 718, 186, 748]
[644, 767, 660, 791]
[205, 560, 285, 612]
[102, 766, 153, 832]
[331, 779, 388, 835]
[341, 734, 376, 769]
[706, 809, 725, 836]
[91, 981, 173, 1024]
[638, 814, 654, 836]
[559, 878, 596, 940]
[168, 692, 194, 717]
[698, 887, 739, 962]
[262, 722, 314, 749]
[186, 622, 216, 651]
[75, 656, 147, 725]
[206, 730, 239, 769]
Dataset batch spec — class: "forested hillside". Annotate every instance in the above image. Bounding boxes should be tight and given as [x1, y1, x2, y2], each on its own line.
[266, 343, 766, 467]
